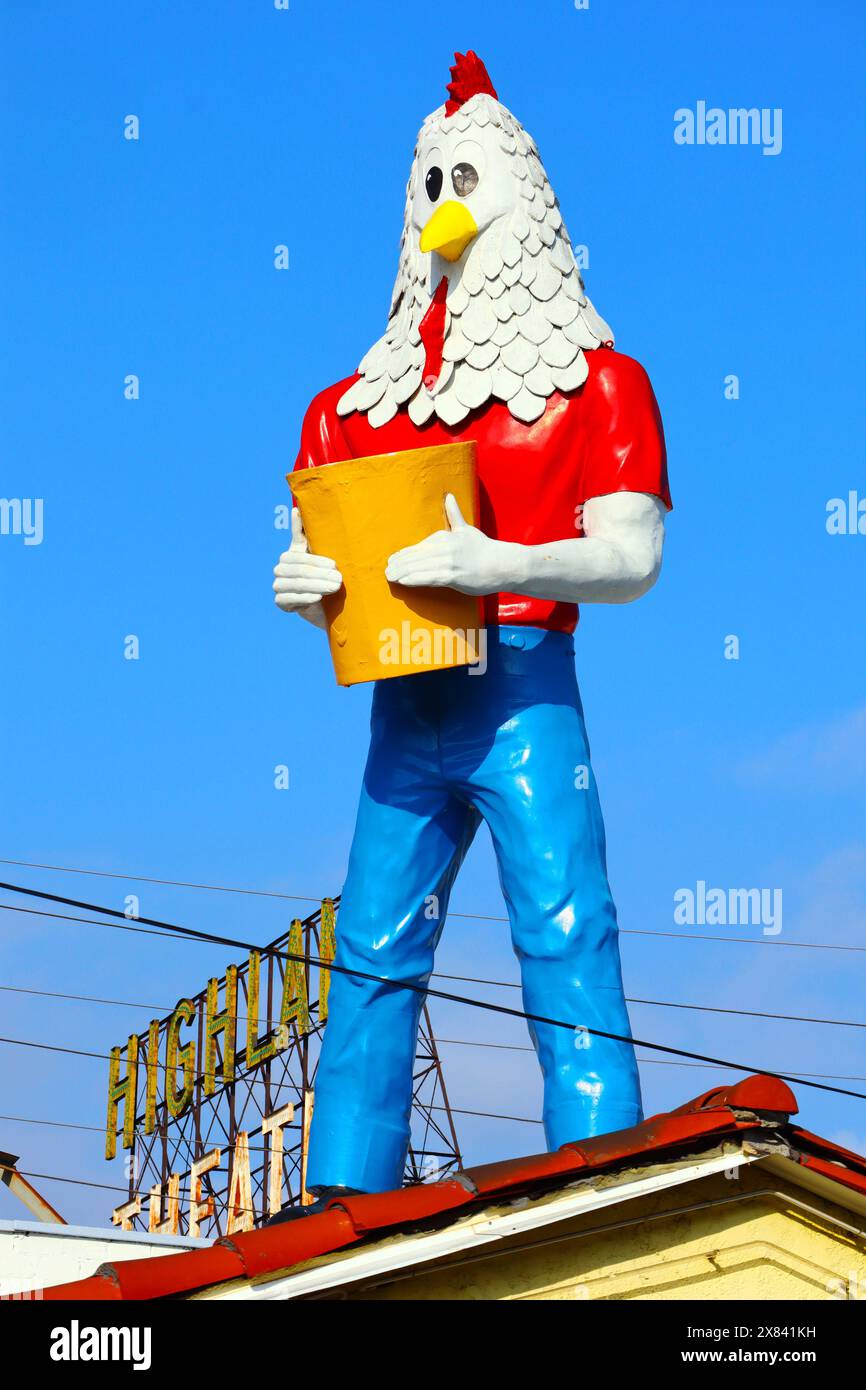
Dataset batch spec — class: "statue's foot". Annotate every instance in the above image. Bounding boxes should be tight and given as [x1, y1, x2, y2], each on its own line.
[265, 1185, 365, 1225]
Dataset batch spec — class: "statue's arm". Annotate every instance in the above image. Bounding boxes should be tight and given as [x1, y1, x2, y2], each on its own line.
[386, 491, 666, 605]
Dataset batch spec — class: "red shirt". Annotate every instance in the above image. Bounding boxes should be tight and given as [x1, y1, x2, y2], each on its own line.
[292, 346, 671, 634]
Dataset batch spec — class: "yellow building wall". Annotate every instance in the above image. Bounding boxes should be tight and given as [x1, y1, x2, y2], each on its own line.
[330, 1166, 866, 1302]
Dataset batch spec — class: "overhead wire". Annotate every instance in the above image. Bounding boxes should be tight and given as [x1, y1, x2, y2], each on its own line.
[3, 974, 866, 1033]
[2, 856, 863, 953]
[0, 878, 865, 1104]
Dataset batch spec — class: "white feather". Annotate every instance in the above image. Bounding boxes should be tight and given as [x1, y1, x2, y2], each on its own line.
[540, 328, 578, 368]
[508, 282, 531, 316]
[467, 339, 499, 369]
[388, 341, 414, 380]
[501, 335, 539, 375]
[491, 363, 522, 400]
[367, 393, 398, 428]
[443, 329, 472, 362]
[461, 297, 498, 345]
[408, 386, 436, 426]
[500, 230, 522, 267]
[512, 206, 531, 241]
[580, 295, 614, 342]
[545, 295, 580, 328]
[429, 358, 454, 394]
[482, 233, 504, 279]
[461, 254, 486, 297]
[509, 384, 547, 422]
[519, 255, 538, 289]
[520, 304, 553, 346]
[392, 366, 421, 405]
[434, 379, 471, 426]
[551, 236, 575, 274]
[491, 317, 519, 347]
[524, 360, 555, 398]
[530, 259, 561, 302]
[447, 282, 470, 316]
[563, 311, 602, 349]
[358, 340, 388, 377]
[551, 352, 590, 393]
[454, 364, 493, 410]
[346, 374, 387, 412]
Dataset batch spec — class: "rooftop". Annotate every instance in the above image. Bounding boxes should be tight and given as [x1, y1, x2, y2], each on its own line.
[19, 1074, 866, 1302]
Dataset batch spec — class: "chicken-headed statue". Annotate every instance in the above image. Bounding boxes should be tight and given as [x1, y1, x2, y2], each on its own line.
[272, 52, 671, 1214]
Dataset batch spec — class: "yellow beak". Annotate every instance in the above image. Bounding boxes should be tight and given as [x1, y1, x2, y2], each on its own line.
[419, 200, 478, 263]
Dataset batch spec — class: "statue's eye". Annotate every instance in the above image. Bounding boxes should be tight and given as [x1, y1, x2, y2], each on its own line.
[451, 162, 479, 197]
[425, 166, 443, 202]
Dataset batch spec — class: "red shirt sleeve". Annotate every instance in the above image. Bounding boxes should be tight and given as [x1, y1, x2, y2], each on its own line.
[292, 376, 359, 474]
[579, 350, 672, 510]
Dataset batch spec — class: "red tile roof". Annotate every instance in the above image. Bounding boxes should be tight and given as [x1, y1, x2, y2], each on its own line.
[21, 1074, 866, 1302]
[786, 1126, 866, 1199]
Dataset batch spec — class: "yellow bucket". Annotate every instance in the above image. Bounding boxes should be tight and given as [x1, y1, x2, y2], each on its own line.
[288, 442, 483, 687]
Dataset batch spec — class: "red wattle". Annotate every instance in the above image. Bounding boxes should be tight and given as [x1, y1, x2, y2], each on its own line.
[419, 276, 449, 391]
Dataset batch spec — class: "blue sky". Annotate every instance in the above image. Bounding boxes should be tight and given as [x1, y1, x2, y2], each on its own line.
[1, 0, 864, 1226]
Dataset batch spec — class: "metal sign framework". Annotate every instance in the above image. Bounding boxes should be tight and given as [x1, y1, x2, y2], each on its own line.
[125, 900, 462, 1236]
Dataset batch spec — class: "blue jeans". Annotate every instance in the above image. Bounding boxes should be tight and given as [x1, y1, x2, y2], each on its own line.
[306, 625, 642, 1193]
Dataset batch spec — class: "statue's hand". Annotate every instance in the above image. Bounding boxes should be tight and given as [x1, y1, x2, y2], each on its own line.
[386, 494, 511, 597]
[273, 508, 342, 617]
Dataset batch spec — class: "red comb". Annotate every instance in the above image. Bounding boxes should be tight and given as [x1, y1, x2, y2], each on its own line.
[444, 51, 498, 116]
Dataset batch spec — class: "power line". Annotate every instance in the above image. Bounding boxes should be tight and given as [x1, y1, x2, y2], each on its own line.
[5, 1045, 863, 1204]
[634, 1058, 866, 1081]
[0, 984, 166, 1013]
[0, 1100, 538, 1141]
[4, 973, 866, 1035]
[11, 1170, 260, 1216]
[0, 1114, 103, 1134]
[9, 1041, 866, 1145]
[0, 858, 322, 905]
[3, 856, 863, 954]
[8, 1022, 857, 1095]
[5, 875, 866, 1104]
[0, 1036, 117, 1065]
[622, 927, 866, 954]
[434, 1039, 866, 1084]
[0, 901, 185, 945]
[0, 1034, 235, 1081]
[0, 1032, 321, 1080]
[15, 1170, 131, 1196]
[1, 879, 865, 1106]
[429, 1104, 538, 1125]
[0, 982, 294, 1029]
[435, 978, 866, 1031]
[627, 996, 866, 1031]
[5, 1020, 863, 1105]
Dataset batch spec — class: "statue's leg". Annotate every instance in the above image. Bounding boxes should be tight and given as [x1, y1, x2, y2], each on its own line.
[453, 628, 643, 1148]
[306, 677, 479, 1195]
